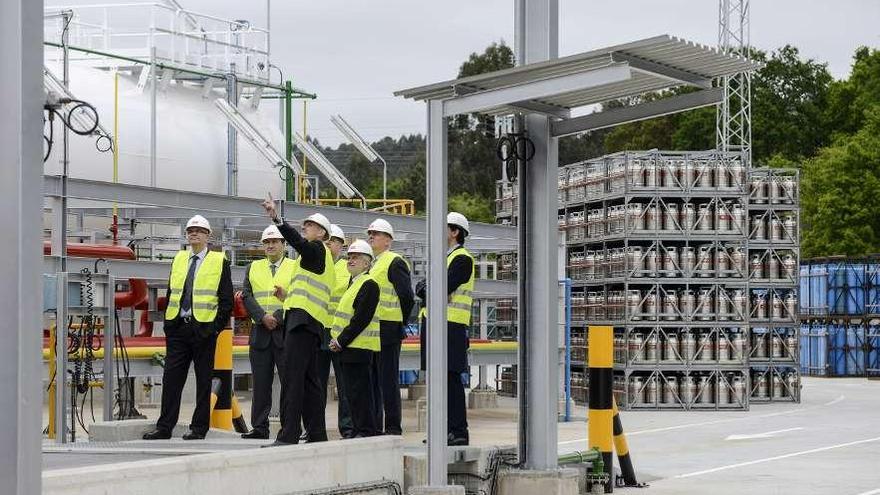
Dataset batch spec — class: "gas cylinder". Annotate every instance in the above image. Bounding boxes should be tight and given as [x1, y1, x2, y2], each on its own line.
[716, 201, 732, 232]
[716, 248, 730, 278]
[681, 375, 696, 405]
[682, 202, 696, 230]
[782, 254, 797, 280]
[785, 332, 798, 361]
[697, 204, 713, 231]
[698, 375, 714, 404]
[682, 331, 696, 362]
[785, 373, 798, 398]
[768, 254, 780, 280]
[756, 374, 769, 398]
[645, 162, 658, 188]
[785, 292, 798, 321]
[646, 203, 660, 231]
[732, 203, 745, 234]
[697, 161, 713, 189]
[698, 289, 714, 321]
[682, 161, 695, 189]
[770, 178, 783, 205]
[627, 290, 642, 321]
[772, 373, 784, 398]
[754, 332, 767, 358]
[750, 254, 764, 279]
[784, 215, 797, 241]
[665, 203, 680, 231]
[730, 160, 745, 190]
[732, 375, 745, 404]
[732, 289, 747, 320]
[752, 216, 767, 240]
[645, 332, 658, 361]
[781, 177, 796, 204]
[697, 332, 714, 361]
[663, 375, 678, 404]
[681, 247, 696, 277]
[772, 292, 784, 320]
[663, 291, 679, 321]
[731, 247, 746, 277]
[664, 333, 679, 361]
[646, 375, 658, 404]
[718, 330, 730, 361]
[771, 217, 784, 241]
[629, 160, 644, 188]
[754, 292, 768, 320]
[665, 161, 680, 189]
[644, 248, 658, 276]
[717, 290, 731, 320]
[731, 331, 744, 360]
[697, 247, 713, 277]
[681, 290, 696, 321]
[751, 177, 767, 204]
[664, 247, 679, 277]
[772, 333, 783, 358]
[630, 332, 644, 361]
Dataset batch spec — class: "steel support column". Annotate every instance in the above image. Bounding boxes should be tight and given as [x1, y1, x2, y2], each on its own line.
[0, 0, 44, 490]
[425, 99, 449, 485]
[515, 0, 559, 471]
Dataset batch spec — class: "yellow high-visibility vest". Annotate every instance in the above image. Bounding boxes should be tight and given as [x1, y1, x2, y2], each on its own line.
[330, 272, 381, 352]
[165, 250, 225, 322]
[283, 246, 335, 327]
[421, 247, 475, 326]
[371, 250, 409, 323]
[248, 257, 297, 318]
[330, 258, 349, 313]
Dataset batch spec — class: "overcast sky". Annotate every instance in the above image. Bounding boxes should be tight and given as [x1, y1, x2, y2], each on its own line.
[55, 0, 880, 147]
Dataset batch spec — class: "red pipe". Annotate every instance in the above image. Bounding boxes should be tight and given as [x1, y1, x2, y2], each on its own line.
[43, 241, 135, 260]
[233, 291, 248, 319]
[115, 278, 148, 308]
[135, 296, 167, 337]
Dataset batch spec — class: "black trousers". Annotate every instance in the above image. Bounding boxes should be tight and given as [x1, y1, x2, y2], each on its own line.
[277, 328, 327, 443]
[316, 349, 353, 438]
[248, 343, 285, 435]
[448, 371, 468, 439]
[157, 321, 216, 435]
[340, 359, 378, 438]
[371, 341, 402, 435]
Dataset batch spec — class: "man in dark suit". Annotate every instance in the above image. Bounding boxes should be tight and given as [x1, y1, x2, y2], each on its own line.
[240, 225, 297, 439]
[144, 214, 233, 440]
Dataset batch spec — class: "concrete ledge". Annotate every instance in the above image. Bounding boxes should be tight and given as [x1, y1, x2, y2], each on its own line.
[44, 436, 404, 495]
[468, 388, 498, 409]
[408, 486, 466, 495]
[88, 419, 243, 442]
[497, 468, 579, 495]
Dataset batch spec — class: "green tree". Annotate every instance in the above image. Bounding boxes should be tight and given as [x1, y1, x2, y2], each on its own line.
[801, 107, 880, 257]
[449, 192, 495, 223]
[826, 47, 880, 139]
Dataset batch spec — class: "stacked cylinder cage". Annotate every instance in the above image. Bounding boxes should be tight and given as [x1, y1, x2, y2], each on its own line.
[494, 151, 801, 409]
[799, 257, 880, 377]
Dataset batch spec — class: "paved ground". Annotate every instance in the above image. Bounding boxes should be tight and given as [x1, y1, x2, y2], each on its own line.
[43, 377, 880, 494]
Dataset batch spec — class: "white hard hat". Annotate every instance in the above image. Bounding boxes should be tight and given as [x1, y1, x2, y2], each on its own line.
[367, 218, 394, 239]
[347, 239, 373, 259]
[185, 215, 212, 234]
[329, 224, 345, 242]
[447, 212, 469, 236]
[261, 225, 284, 242]
[302, 213, 331, 239]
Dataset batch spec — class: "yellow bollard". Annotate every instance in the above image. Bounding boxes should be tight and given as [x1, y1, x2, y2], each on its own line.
[210, 328, 233, 430]
[612, 397, 642, 486]
[588, 325, 614, 493]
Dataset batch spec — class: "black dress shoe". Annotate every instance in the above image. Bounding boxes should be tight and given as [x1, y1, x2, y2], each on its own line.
[182, 430, 206, 440]
[142, 429, 171, 440]
[260, 439, 296, 448]
[448, 436, 469, 446]
[241, 430, 269, 440]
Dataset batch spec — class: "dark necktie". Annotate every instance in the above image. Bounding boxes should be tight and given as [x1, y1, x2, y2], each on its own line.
[180, 254, 199, 313]
[270, 263, 277, 277]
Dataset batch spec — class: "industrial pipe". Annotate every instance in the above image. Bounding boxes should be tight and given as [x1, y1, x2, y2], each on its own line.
[43, 241, 135, 260]
[135, 296, 166, 337]
[114, 278, 147, 308]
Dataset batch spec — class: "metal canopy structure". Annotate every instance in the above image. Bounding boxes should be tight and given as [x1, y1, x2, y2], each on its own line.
[397, 34, 759, 133]
[397, 27, 761, 487]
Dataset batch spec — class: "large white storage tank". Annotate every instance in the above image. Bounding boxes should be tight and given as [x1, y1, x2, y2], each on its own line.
[43, 62, 288, 200]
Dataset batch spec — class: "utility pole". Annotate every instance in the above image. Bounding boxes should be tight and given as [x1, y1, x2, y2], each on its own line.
[717, 0, 752, 163]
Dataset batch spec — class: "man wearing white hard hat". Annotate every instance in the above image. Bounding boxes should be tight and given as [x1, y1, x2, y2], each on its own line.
[144, 215, 233, 441]
[314, 224, 354, 438]
[239, 225, 297, 439]
[366, 218, 414, 436]
[329, 239, 381, 437]
[416, 212, 474, 446]
[261, 195, 334, 445]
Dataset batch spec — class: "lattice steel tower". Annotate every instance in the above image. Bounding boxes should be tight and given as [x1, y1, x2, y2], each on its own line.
[717, 0, 751, 163]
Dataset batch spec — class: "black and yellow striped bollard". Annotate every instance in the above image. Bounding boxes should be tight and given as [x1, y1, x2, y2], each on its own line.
[588, 325, 614, 493]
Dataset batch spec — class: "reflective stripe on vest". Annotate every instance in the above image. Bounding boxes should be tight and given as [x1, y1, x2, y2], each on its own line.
[371, 250, 408, 322]
[330, 273, 381, 352]
[283, 246, 335, 327]
[165, 250, 225, 322]
[330, 258, 349, 312]
[420, 247, 475, 326]
[248, 257, 297, 317]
